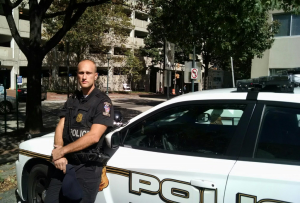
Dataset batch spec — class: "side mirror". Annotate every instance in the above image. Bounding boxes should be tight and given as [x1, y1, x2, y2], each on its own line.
[198, 113, 210, 122]
[111, 132, 121, 149]
[114, 110, 123, 126]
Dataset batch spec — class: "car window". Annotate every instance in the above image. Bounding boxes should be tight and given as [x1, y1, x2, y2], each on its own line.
[0, 85, 4, 95]
[255, 106, 300, 162]
[124, 104, 246, 156]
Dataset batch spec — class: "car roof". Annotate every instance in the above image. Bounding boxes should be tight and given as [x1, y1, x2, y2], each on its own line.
[169, 88, 300, 104]
[126, 87, 300, 125]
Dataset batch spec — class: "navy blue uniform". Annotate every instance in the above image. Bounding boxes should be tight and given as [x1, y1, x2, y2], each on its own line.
[45, 88, 114, 203]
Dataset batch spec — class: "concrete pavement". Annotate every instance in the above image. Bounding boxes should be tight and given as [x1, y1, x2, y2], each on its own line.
[0, 92, 170, 202]
[0, 92, 168, 164]
[0, 91, 169, 134]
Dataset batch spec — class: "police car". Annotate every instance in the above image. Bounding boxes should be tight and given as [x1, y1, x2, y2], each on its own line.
[16, 72, 300, 203]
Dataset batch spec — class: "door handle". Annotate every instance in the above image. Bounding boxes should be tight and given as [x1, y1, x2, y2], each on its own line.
[191, 179, 216, 189]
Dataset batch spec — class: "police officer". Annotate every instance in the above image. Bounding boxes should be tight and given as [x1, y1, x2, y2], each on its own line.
[45, 59, 114, 203]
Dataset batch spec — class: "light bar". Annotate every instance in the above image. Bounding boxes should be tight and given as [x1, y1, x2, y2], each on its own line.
[236, 67, 300, 93]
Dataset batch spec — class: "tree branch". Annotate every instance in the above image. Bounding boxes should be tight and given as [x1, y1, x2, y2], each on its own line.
[39, 0, 54, 18]
[5, 0, 24, 9]
[2, 0, 29, 57]
[75, 0, 111, 8]
[43, 11, 66, 19]
[42, 0, 111, 19]
[42, 6, 87, 57]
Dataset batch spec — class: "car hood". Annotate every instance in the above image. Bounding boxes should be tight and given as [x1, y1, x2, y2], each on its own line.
[19, 132, 55, 156]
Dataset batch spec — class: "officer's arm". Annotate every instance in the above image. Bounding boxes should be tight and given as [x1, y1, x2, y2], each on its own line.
[54, 117, 65, 147]
[53, 124, 107, 159]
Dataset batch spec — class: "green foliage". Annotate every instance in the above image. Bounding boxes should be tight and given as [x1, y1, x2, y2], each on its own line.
[142, 0, 285, 89]
[43, 2, 133, 63]
[121, 50, 144, 87]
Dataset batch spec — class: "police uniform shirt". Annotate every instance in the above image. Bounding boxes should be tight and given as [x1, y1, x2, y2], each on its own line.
[58, 88, 114, 134]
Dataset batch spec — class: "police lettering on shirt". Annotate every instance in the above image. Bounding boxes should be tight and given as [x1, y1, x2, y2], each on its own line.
[70, 129, 89, 138]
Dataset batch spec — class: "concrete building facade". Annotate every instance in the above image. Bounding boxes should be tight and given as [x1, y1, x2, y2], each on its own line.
[0, 1, 151, 91]
[251, 10, 300, 78]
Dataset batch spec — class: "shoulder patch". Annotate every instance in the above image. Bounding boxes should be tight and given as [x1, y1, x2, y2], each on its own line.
[103, 102, 111, 117]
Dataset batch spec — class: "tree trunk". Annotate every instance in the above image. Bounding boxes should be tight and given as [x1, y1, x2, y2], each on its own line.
[25, 54, 43, 134]
[203, 57, 210, 90]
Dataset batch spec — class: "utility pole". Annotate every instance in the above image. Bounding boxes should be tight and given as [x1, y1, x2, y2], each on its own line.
[192, 45, 195, 92]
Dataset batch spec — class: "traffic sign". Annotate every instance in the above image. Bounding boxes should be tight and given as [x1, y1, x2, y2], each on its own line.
[191, 68, 198, 79]
[17, 76, 22, 85]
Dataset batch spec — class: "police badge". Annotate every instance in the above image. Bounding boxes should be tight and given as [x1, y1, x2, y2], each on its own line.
[103, 102, 111, 117]
[76, 113, 83, 122]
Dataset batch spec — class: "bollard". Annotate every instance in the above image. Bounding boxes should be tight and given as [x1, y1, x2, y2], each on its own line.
[4, 77, 7, 134]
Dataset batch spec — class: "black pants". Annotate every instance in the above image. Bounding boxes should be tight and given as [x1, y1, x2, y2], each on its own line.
[45, 163, 102, 203]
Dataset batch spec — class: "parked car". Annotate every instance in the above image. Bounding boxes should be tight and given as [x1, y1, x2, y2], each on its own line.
[18, 83, 47, 101]
[0, 84, 4, 95]
[15, 84, 300, 203]
[0, 95, 17, 114]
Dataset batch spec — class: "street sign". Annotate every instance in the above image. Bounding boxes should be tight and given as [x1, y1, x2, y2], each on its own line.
[191, 68, 198, 79]
[17, 76, 22, 85]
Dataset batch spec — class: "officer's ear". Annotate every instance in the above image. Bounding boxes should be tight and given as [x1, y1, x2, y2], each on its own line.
[94, 72, 99, 80]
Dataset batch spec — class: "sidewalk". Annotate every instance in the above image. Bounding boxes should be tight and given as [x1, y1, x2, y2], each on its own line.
[0, 91, 171, 164]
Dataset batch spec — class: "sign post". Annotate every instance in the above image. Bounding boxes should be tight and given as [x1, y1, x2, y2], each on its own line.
[16, 75, 19, 130]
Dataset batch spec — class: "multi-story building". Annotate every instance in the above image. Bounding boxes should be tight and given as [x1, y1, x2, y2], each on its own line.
[251, 10, 300, 78]
[0, 6, 29, 89]
[0, 1, 151, 91]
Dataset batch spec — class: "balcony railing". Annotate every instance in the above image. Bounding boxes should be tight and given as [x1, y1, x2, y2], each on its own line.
[19, 19, 30, 33]
[135, 38, 145, 46]
[0, 47, 13, 60]
[0, 16, 9, 29]
[134, 19, 149, 29]
[126, 37, 145, 47]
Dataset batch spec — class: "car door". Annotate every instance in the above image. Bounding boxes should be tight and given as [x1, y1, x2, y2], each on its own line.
[97, 101, 255, 203]
[224, 101, 300, 203]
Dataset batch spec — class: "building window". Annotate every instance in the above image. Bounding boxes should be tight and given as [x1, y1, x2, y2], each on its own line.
[273, 13, 300, 37]
[269, 68, 288, 76]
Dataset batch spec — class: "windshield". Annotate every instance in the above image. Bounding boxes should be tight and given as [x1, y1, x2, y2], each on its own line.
[20, 83, 27, 88]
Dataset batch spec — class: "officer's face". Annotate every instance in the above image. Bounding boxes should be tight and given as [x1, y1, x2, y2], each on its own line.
[77, 61, 98, 89]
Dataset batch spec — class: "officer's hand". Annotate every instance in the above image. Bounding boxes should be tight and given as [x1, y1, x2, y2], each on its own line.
[52, 145, 65, 161]
[54, 157, 68, 174]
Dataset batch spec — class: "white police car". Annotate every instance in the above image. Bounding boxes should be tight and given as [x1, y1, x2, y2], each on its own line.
[16, 81, 300, 203]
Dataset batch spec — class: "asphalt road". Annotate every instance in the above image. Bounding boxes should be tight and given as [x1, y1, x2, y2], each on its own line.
[0, 97, 164, 203]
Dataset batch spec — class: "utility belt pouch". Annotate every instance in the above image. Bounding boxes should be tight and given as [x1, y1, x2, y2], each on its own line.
[80, 152, 110, 166]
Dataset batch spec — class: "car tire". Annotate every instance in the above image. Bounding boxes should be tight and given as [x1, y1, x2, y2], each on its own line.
[0, 101, 12, 114]
[28, 164, 53, 203]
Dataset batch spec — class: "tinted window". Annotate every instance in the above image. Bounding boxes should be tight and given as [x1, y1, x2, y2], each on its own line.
[273, 13, 300, 36]
[124, 104, 246, 156]
[273, 14, 291, 36]
[255, 106, 300, 161]
[292, 14, 300, 36]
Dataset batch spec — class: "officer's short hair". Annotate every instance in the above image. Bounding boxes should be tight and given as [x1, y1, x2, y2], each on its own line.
[78, 59, 97, 73]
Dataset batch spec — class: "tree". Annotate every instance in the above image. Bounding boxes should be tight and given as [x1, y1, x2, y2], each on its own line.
[121, 50, 144, 90]
[143, 0, 281, 89]
[0, 0, 131, 134]
[44, 3, 133, 64]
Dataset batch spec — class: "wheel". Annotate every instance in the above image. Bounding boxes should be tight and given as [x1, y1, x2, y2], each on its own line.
[0, 101, 12, 114]
[28, 164, 53, 203]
